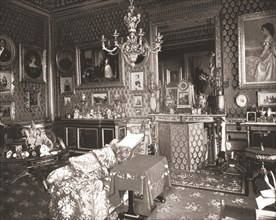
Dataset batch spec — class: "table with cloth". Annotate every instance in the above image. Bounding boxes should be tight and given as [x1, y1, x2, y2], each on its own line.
[110, 155, 171, 218]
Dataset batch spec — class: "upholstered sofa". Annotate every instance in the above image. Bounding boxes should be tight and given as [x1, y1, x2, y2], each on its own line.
[46, 132, 148, 220]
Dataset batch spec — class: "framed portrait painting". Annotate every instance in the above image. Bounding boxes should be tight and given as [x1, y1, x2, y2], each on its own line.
[238, 10, 276, 88]
[0, 70, 14, 94]
[130, 71, 144, 92]
[60, 76, 74, 95]
[91, 91, 109, 106]
[56, 47, 74, 75]
[19, 44, 46, 83]
[76, 43, 124, 88]
[0, 34, 16, 66]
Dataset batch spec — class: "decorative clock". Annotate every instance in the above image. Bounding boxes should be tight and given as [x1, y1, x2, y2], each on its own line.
[235, 94, 248, 108]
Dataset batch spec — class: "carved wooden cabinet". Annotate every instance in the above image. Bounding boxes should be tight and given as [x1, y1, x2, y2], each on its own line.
[54, 119, 127, 154]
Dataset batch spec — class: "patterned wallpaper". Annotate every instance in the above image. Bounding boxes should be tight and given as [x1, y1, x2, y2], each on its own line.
[53, 0, 276, 119]
[0, 4, 48, 124]
[1, 0, 274, 124]
[53, 1, 153, 118]
[222, 0, 275, 118]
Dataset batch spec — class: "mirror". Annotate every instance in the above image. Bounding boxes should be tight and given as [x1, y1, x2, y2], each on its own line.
[150, 1, 222, 102]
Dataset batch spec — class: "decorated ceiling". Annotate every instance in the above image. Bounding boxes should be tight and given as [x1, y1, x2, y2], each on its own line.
[15, 0, 195, 13]
[16, 0, 125, 12]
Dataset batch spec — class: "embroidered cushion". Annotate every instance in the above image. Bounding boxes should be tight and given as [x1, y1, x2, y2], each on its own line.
[92, 145, 117, 170]
[46, 165, 73, 185]
[69, 152, 103, 179]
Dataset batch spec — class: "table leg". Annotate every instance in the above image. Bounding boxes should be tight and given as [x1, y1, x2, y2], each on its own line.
[154, 193, 166, 203]
[118, 190, 143, 220]
[11, 169, 32, 184]
[33, 167, 49, 192]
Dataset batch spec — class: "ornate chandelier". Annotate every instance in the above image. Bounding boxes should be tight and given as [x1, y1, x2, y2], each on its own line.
[101, 0, 163, 67]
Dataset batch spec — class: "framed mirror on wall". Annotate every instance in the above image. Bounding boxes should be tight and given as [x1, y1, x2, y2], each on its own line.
[149, 0, 223, 112]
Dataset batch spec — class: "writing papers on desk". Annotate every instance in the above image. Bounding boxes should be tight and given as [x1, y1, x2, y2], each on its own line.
[117, 132, 144, 149]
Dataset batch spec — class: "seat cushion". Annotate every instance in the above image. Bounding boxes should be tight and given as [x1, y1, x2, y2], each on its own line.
[92, 145, 117, 170]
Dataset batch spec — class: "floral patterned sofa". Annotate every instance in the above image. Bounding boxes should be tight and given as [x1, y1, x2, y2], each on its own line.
[46, 128, 149, 220]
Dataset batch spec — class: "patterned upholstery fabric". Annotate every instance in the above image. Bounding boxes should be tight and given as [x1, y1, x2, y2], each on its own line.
[47, 165, 73, 185]
[48, 176, 109, 220]
[46, 135, 147, 220]
[92, 145, 117, 170]
[69, 152, 103, 179]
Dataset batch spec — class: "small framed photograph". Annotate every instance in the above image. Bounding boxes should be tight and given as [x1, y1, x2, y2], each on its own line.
[257, 91, 276, 107]
[130, 71, 144, 92]
[64, 97, 71, 106]
[92, 91, 109, 106]
[0, 70, 14, 93]
[0, 34, 16, 66]
[246, 112, 256, 122]
[133, 95, 143, 108]
[60, 76, 74, 94]
[56, 47, 74, 74]
[19, 44, 46, 83]
[166, 87, 178, 100]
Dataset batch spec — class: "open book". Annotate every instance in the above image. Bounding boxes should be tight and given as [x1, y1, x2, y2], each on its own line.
[117, 132, 144, 149]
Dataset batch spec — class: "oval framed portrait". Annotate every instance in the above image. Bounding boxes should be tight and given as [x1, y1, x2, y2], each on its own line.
[56, 47, 74, 74]
[0, 34, 16, 66]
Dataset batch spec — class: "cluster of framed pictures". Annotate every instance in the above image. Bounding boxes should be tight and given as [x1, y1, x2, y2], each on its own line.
[129, 71, 145, 109]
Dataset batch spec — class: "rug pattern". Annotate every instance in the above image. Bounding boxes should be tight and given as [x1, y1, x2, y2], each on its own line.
[0, 168, 51, 220]
[1, 168, 250, 220]
[170, 169, 247, 195]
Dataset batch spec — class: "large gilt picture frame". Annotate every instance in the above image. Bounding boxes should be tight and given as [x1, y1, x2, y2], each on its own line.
[238, 10, 276, 89]
[19, 44, 46, 83]
[76, 43, 124, 88]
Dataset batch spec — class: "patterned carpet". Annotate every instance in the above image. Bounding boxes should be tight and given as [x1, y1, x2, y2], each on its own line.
[0, 168, 51, 220]
[109, 185, 257, 220]
[171, 168, 247, 196]
[0, 167, 260, 220]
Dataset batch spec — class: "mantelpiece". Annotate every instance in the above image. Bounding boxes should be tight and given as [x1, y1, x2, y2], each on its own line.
[149, 113, 226, 169]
